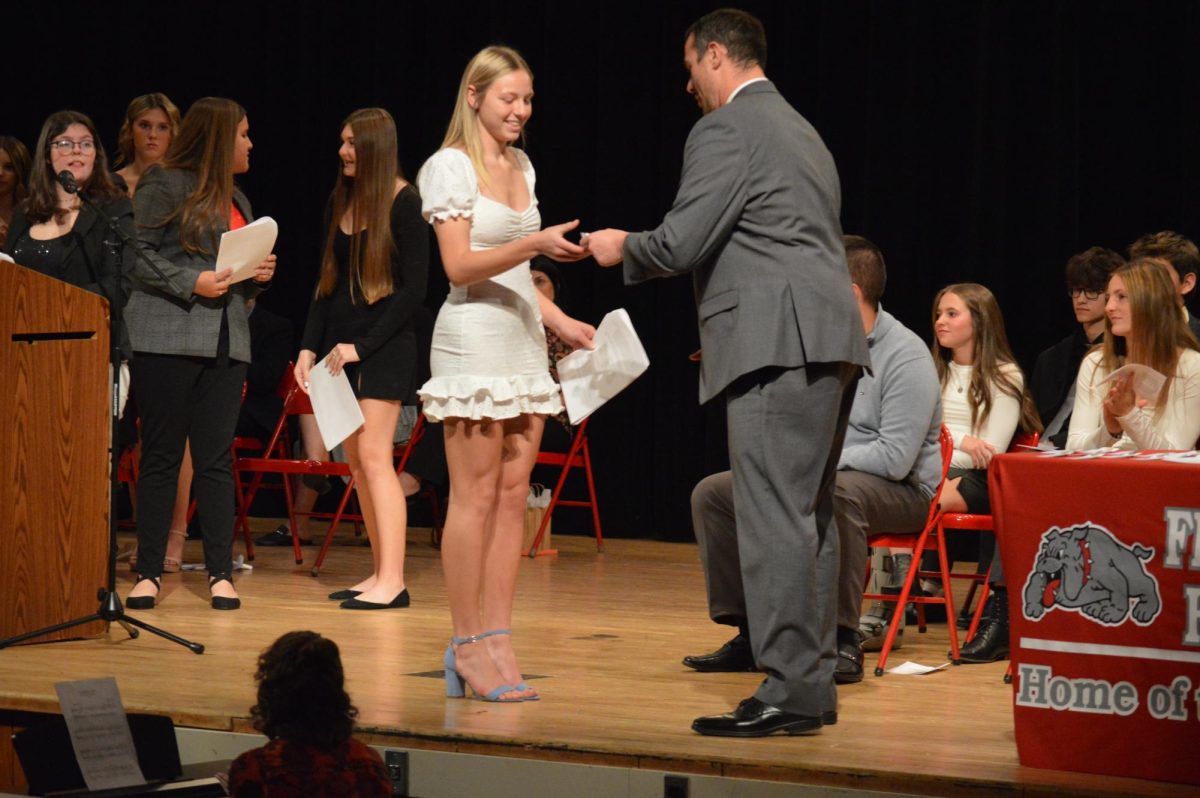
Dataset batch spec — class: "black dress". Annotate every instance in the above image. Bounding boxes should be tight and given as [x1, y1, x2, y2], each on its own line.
[301, 185, 429, 402]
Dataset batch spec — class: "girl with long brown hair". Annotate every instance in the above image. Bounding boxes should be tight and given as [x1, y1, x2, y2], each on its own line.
[0, 135, 31, 248]
[1067, 258, 1200, 451]
[417, 46, 593, 702]
[114, 93, 180, 197]
[295, 107, 428, 609]
[124, 97, 276, 611]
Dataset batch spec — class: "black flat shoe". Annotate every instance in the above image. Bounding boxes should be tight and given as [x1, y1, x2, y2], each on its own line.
[209, 576, 241, 610]
[833, 628, 864, 685]
[328, 589, 362, 601]
[692, 697, 828, 737]
[126, 576, 160, 610]
[340, 589, 410, 610]
[254, 525, 313, 547]
[682, 633, 756, 672]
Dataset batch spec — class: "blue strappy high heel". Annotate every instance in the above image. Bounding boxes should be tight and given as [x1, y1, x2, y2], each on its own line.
[443, 630, 537, 701]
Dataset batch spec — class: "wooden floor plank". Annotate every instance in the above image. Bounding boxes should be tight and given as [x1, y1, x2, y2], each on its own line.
[0, 525, 1191, 797]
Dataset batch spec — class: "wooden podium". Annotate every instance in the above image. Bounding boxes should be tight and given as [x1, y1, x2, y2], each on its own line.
[0, 259, 110, 643]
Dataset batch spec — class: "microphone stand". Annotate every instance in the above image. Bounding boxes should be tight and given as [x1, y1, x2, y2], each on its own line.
[0, 180, 204, 654]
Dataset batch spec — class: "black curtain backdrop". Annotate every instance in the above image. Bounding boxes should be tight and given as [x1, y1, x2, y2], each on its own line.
[9, 1, 1200, 540]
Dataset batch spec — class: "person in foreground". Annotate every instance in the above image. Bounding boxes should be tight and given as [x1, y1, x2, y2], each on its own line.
[297, 108, 428, 610]
[124, 97, 276, 611]
[417, 46, 594, 702]
[1066, 257, 1200, 452]
[227, 631, 390, 797]
[589, 9, 870, 736]
[687, 236, 941, 686]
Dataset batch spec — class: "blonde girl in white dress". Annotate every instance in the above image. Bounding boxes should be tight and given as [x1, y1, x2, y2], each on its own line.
[417, 46, 594, 702]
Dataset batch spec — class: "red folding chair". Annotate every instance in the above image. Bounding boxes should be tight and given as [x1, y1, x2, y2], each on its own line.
[862, 425, 956, 675]
[526, 416, 602, 557]
[939, 430, 1041, 644]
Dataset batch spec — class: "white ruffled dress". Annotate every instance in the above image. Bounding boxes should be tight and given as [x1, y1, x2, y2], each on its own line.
[416, 148, 564, 421]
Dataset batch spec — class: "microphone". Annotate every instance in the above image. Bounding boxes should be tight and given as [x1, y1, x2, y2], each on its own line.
[57, 170, 80, 195]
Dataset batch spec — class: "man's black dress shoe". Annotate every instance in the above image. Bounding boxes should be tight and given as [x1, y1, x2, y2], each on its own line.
[255, 524, 312, 547]
[958, 619, 1010, 663]
[692, 697, 829, 737]
[834, 628, 864, 685]
[340, 589, 410, 610]
[682, 634, 756, 672]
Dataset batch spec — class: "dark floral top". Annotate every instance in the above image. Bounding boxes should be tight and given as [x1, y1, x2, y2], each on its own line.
[227, 737, 390, 797]
[546, 328, 573, 430]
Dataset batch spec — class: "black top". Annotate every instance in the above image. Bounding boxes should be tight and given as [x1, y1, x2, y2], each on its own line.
[300, 184, 428, 401]
[1030, 327, 1102, 449]
[3, 194, 134, 357]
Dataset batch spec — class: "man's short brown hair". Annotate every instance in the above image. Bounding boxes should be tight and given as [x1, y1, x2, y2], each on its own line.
[844, 235, 886, 307]
[1065, 247, 1123, 293]
[1128, 230, 1200, 288]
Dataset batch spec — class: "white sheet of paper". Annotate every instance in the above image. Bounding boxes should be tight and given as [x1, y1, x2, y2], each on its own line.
[1097, 362, 1167, 403]
[556, 308, 650, 425]
[54, 678, 146, 792]
[215, 216, 277, 284]
[308, 357, 365, 450]
[0, 251, 14, 263]
[887, 660, 951, 675]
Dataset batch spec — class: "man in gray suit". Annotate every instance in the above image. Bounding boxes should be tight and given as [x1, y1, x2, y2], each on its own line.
[589, 9, 870, 736]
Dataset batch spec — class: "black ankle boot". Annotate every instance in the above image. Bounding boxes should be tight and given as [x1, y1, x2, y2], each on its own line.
[959, 586, 1009, 663]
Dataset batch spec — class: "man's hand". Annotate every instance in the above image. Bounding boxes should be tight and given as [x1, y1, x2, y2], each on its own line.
[587, 229, 628, 267]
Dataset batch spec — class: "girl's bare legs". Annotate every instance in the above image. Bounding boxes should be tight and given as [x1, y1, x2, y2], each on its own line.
[343, 399, 407, 603]
[481, 414, 544, 691]
[441, 418, 535, 701]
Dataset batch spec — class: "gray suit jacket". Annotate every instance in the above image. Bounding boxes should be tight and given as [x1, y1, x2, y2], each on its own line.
[126, 166, 264, 362]
[624, 80, 869, 403]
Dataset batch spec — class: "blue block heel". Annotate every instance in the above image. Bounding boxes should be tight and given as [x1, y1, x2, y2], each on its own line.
[444, 631, 533, 702]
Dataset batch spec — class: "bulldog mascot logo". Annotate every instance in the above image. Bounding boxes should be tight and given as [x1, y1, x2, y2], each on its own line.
[1022, 523, 1162, 626]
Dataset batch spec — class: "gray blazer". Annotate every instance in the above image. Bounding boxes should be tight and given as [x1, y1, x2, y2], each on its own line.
[126, 166, 264, 362]
[624, 80, 870, 403]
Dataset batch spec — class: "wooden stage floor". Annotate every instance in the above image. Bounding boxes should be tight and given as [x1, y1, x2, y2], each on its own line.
[0, 526, 1191, 797]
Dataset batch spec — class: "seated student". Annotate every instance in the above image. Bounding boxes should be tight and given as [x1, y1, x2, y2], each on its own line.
[1128, 230, 1200, 340]
[933, 283, 1041, 516]
[1031, 247, 1124, 449]
[227, 631, 390, 797]
[1066, 258, 1200, 452]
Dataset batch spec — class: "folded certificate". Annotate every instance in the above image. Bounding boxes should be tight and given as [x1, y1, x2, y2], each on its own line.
[307, 357, 364, 450]
[1097, 363, 1166, 404]
[216, 216, 277, 284]
[556, 308, 650, 425]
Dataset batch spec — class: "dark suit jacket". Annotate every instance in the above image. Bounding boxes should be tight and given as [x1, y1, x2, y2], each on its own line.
[622, 80, 869, 403]
[1030, 328, 1102, 449]
[126, 166, 266, 362]
[4, 195, 134, 357]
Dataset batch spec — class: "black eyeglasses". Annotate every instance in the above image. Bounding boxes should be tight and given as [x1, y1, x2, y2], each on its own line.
[1067, 288, 1104, 300]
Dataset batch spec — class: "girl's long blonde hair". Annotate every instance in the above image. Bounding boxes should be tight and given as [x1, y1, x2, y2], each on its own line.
[441, 45, 532, 189]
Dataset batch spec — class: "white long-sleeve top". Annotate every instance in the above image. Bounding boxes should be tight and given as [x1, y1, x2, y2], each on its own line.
[1065, 348, 1200, 451]
[941, 361, 1023, 469]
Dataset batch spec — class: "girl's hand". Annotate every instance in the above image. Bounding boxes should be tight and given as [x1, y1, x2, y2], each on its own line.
[960, 435, 998, 469]
[194, 268, 235, 298]
[324, 342, 360, 376]
[536, 219, 589, 262]
[294, 350, 316, 395]
[253, 254, 277, 283]
[551, 315, 597, 351]
[1102, 375, 1137, 433]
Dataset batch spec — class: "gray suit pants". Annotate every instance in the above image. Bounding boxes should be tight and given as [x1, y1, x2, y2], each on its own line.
[695, 469, 931, 644]
[723, 362, 858, 716]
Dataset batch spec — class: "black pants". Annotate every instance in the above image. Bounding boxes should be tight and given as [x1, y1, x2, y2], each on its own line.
[131, 353, 246, 579]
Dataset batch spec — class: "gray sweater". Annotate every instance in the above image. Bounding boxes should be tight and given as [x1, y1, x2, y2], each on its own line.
[838, 306, 943, 497]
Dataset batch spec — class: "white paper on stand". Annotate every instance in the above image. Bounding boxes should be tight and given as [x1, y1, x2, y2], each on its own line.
[54, 678, 146, 792]
[1097, 362, 1167, 404]
[215, 216, 278, 284]
[307, 357, 365, 450]
[556, 308, 650, 425]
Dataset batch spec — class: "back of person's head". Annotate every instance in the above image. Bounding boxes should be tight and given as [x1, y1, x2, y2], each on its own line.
[443, 45, 532, 189]
[1127, 231, 1199, 298]
[843, 234, 886, 307]
[0, 135, 32, 205]
[249, 631, 357, 750]
[1064, 246, 1123, 294]
[26, 110, 121, 224]
[161, 97, 245, 255]
[686, 8, 767, 69]
[115, 92, 181, 168]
